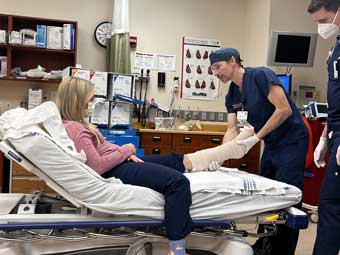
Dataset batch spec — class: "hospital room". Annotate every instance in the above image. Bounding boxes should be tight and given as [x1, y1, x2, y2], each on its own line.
[0, 0, 340, 254]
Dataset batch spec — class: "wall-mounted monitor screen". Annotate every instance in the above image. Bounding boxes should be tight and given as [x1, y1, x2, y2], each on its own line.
[267, 31, 318, 67]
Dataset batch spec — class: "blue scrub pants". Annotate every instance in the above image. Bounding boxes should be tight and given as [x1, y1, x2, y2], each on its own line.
[259, 137, 308, 255]
[102, 153, 193, 241]
[313, 132, 340, 255]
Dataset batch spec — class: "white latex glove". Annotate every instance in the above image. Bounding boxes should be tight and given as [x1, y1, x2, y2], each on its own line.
[314, 137, 327, 168]
[236, 135, 260, 154]
[336, 145, 340, 166]
[208, 160, 222, 171]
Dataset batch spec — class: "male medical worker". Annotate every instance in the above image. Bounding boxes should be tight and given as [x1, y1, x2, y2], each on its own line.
[209, 48, 308, 255]
[308, 0, 340, 254]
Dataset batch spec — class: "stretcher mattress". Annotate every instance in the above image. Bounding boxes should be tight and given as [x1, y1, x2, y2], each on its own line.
[7, 133, 302, 220]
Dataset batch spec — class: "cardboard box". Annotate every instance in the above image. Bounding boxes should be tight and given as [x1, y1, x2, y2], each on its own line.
[0, 56, 7, 77]
[21, 30, 37, 46]
[62, 66, 91, 80]
[63, 67, 108, 97]
[47, 26, 63, 49]
[28, 89, 42, 109]
[90, 71, 108, 97]
[9, 31, 22, 44]
[36, 25, 47, 48]
[63, 24, 74, 50]
[0, 30, 6, 44]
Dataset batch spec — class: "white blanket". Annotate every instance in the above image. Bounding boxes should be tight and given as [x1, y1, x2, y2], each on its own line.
[0, 103, 302, 219]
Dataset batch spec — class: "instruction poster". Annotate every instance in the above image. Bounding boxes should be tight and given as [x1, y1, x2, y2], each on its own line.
[181, 37, 220, 100]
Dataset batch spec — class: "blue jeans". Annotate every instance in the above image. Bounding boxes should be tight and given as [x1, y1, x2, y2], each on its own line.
[313, 132, 340, 255]
[102, 153, 192, 240]
[260, 137, 308, 255]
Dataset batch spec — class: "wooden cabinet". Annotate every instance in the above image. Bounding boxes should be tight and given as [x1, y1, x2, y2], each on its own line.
[229, 142, 261, 174]
[139, 131, 261, 174]
[11, 162, 55, 194]
[0, 13, 77, 83]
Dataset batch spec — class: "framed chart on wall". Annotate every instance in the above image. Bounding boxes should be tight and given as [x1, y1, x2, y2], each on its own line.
[181, 37, 220, 100]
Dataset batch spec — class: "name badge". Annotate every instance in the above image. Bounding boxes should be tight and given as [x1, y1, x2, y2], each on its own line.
[237, 111, 248, 126]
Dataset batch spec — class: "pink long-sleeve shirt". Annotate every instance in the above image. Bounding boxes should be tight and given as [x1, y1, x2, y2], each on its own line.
[63, 120, 134, 175]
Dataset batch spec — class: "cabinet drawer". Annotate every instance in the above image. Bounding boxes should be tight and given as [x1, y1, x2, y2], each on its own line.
[11, 178, 55, 194]
[12, 162, 35, 176]
[200, 135, 223, 149]
[172, 146, 201, 154]
[229, 158, 259, 174]
[140, 133, 172, 146]
[143, 146, 172, 155]
[172, 134, 202, 147]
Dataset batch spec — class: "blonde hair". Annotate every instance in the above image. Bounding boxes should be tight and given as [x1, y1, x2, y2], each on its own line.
[56, 77, 101, 142]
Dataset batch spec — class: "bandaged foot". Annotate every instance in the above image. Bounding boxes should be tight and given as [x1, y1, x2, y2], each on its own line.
[187, 126, 254, 172]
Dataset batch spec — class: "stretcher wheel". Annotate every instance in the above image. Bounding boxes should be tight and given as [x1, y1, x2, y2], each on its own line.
[252, 237, 272, 255]
[144, 242, 153, 255]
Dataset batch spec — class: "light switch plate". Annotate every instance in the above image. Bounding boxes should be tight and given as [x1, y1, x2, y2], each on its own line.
[201, 112, 207, 120]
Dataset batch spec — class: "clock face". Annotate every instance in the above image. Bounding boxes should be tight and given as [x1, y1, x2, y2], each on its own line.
[94, 21, 112, 48]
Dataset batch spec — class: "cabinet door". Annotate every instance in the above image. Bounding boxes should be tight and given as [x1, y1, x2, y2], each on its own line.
[143, 147, 172, 155]
[172, 134, 202, 147]
[140, 133, 172, 147]
[200, 135, 223, 149]
[11, 161, 55, 194]
[229, 143, 261, 174]
[172, 146, 201, 154]
[12, 162, 35, 176]
[12, 178, 55, 194]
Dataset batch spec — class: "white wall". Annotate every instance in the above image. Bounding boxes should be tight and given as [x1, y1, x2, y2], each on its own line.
[129, 0, 246, 112]
[269, 0, 334, 102]
[243, 0, 271, 67]
[0, 0, 333, 113]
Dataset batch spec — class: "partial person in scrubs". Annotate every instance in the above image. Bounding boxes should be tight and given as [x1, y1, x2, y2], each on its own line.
[307, 0, 340, 254]
[209, 48, 308, 255]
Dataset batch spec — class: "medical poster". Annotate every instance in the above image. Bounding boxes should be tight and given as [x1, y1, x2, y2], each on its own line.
[181, 37, 220, 100]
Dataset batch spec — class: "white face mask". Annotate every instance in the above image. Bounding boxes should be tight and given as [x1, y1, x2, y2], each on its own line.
[87, 101, 96, 115]
[318, 8, 340, 39]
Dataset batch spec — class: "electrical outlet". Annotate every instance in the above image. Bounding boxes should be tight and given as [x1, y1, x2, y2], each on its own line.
[201, 112, 207, 121]
[192, 111, 199, 120]
[218, 112, 224, 121]
[209, 112, 215, 121]
[184, 111, 191, 120]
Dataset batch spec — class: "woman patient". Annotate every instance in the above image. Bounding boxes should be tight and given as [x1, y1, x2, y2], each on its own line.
[56, 77, 254, 255]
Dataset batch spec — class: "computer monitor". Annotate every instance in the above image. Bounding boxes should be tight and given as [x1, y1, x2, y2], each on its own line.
[277, 74, 292, 95]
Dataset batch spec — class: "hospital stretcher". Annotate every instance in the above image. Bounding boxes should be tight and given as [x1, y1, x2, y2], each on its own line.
[0, 138, 308, 255]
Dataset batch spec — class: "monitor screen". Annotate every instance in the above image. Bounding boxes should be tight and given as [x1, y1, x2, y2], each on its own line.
[275, 35, 311, 64]
[317, 104, 328, 114]
[277, 74, 292, 95]
[267, 31, 318, 67]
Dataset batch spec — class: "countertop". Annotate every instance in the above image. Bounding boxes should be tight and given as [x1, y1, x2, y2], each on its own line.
[134, 122, 227, 136]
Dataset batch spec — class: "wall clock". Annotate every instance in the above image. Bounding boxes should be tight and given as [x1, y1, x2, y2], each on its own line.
[94, 21, 112, 48]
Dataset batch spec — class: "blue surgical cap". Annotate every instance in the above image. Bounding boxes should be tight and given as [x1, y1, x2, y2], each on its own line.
[209, 48, 241, 65]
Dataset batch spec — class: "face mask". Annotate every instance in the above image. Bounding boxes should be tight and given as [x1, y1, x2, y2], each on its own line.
[87, 101, 96, 115]
[318, 8, 340, 39]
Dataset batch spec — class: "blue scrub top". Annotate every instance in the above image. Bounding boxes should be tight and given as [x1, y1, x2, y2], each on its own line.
[327, 38, 340, 132]
[225, 67, 307, 148]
